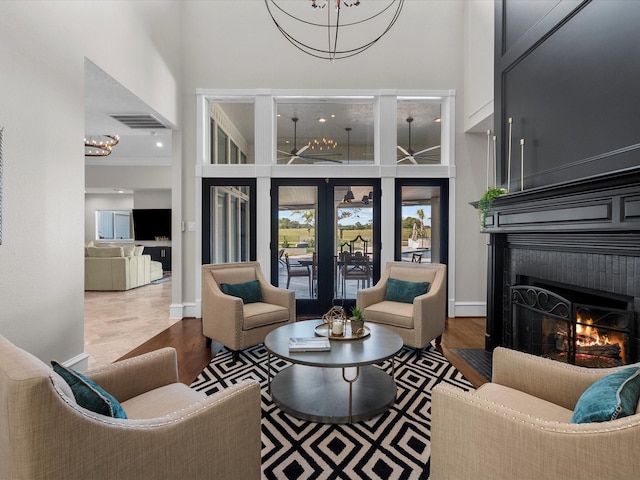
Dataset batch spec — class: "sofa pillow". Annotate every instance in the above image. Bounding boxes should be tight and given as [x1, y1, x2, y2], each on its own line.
[122, 245, 136, 257]
[571, 367, 640, 423]
[220, 279, 263, 304]
[51, 361, 127, 419]
[385, 277, 430, 303]
[134, 245, 145, 256]
[86, 246, 124, 258]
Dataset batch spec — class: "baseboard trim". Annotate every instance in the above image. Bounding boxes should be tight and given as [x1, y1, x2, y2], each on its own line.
[453, 301, 486, 317]
[64, 352, 90, 371]
[170, 302, 197, 319]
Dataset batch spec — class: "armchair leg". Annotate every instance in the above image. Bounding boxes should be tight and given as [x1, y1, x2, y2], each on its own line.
[205, 337, 212, 347]
[414, 347, 422, 359]
[232, 350, 240, 362]
[435, 335, 442, 347]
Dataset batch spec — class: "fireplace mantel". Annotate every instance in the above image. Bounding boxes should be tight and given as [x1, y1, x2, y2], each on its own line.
[478, 167, 640, 234]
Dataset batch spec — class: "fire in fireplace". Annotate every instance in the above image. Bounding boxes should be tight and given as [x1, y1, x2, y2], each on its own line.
[511, 280, 635, 367]
[553, 309, 627, 367]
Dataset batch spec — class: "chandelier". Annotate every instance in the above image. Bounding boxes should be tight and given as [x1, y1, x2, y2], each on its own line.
[264, 0, 404, 61]
[308, 137, 338, 151]
[84, 135, 120, 157]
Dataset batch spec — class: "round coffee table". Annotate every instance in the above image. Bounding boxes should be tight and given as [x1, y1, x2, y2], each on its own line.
[264, 319, 403, 424]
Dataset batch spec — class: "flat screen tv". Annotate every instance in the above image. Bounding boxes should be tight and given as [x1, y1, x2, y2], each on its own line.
[132, 209, 171, 241]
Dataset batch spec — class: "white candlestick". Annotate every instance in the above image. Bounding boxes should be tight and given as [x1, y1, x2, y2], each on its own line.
[492, 135, 497, 187]
[486, 129, 491, 189]
[520, 138, 525, 191]
[507, 117, 513, 192]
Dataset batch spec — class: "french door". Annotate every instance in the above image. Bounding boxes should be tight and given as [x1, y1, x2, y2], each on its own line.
[272, 178, 381, 315]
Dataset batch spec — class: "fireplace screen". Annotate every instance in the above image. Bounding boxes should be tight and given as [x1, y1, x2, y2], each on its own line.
[511, 285, 634, 367]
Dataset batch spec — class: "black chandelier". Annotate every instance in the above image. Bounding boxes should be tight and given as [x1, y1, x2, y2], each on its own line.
[264, 0, 404, 62]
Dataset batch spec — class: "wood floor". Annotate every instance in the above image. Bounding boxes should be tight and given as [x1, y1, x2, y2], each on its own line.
[119, 316, 489, 387]
[86, 279, 489, 387]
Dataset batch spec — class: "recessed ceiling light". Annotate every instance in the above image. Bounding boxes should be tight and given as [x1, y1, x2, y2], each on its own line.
[318, 117, 326, 123]
[331, 114, 336, 118]
[156, 141, 163, 147]
[435, 118, 441, 123]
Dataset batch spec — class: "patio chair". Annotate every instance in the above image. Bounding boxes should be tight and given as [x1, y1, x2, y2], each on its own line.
[285, 253, 312, 295]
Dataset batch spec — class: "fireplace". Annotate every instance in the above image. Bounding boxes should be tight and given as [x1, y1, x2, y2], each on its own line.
[480, 169, 640, 366]
[511, 279, 635, 367]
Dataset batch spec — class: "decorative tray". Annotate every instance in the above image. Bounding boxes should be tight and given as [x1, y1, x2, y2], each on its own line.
[314, 322, 370, 340]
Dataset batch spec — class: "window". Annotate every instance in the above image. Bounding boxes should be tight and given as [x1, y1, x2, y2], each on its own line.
[96, 210, 132, 240]
[396, 179, 448, 265]
[205, 184, 253, 264]
[276, 100, 375, 165]
[210, 101, 255, 164]
[217, 127, 228, 164]
[397, 100, 442, 165]
[230, 141, 239, 164]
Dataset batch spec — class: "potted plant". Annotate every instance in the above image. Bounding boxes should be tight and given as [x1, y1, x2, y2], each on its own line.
[477, 187, 507, 229]
[350, 306, 365, 337]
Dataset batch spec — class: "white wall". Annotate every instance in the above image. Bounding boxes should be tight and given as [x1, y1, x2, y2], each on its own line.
[85, 165, 171, 191]
[134, 189, 172, 210]
[180, 0, 490, 316]
[0, 1, 181, 363]
[464, 0, 495, 133]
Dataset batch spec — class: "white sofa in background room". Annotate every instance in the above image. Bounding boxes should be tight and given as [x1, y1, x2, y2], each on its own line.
[85, 245, 163, 291]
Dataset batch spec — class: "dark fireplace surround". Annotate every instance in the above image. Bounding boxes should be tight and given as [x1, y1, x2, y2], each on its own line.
[482, 168, 640, 366]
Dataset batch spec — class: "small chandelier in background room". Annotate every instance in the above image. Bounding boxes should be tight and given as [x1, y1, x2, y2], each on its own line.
[84, 135, 119, 157]
[264, 0, 404, 61]
[309, 137, 337, 152]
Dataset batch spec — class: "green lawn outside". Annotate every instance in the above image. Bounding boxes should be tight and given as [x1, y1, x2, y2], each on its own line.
[278, 227, 431, 248]
[278, 228, 373, 248]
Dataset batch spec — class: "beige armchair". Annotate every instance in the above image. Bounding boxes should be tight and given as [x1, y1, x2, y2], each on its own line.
[202, 261, 295, 361]
[0, 334, 261, 480]
[431, 347, 640, 480]
[356, 262, 446, 354]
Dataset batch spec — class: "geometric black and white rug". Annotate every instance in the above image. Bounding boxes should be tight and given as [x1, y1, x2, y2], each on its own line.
[191, 343, 474, 480]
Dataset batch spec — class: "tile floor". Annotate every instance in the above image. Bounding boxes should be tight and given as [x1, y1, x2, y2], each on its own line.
[84, 276, 177, 369]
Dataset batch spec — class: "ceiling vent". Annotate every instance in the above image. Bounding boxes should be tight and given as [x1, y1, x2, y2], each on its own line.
[109, 113, 168, 130]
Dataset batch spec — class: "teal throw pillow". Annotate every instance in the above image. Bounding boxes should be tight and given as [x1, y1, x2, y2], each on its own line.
[385, 277, 430, 304]
[571, 367, 640, 423]
[220, 279, 263, 304]
[52, 361, 127, 419]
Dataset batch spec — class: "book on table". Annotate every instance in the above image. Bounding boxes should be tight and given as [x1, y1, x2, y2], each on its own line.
[288, 336, 331, 352]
